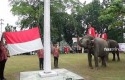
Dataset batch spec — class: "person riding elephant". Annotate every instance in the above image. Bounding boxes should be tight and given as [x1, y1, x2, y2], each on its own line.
[87, 23, 96, 38]
[107, 39, 120, 61]
[77, 35, 108, 69]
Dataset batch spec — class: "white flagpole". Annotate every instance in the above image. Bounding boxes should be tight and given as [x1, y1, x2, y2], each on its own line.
[44, 0, 51, 73]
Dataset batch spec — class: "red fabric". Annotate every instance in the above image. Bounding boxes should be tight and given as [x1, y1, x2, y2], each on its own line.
[52, 47, 59, 57]
[4, 27, 40, 44]
[0, 44, 8, 61]
[98, 34, 101, 38]
[101, 33, 107, 40]
[95, 33, 98, 37]
[64, 46, 70, 54]
[96, 33, 101, 38]
[64, 46, 67, 54]
[37, 49, 44, 58]
[87, 27, 96, 38]
[66, 46, 70, 53]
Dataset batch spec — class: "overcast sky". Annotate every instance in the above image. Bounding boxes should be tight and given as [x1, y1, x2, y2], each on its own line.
[0, 0, 18, 32]
[0, 0, 94, 32]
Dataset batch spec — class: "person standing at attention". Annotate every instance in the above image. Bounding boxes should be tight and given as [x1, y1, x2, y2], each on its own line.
[52, 43, 60, 68]
[0, 40, 9, 80]
[37, 49, 44, 70]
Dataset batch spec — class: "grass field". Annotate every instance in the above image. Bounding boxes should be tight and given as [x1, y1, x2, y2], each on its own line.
[4, 53, 125, 80]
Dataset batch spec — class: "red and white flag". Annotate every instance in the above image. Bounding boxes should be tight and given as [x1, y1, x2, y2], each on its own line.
[4, 27, 43, 56]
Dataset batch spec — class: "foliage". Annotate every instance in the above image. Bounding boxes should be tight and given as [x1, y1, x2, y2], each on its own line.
[9, 0, 125, 44]
[99, 0, 125, 29]
[9, 0, 82, 45]
[9, 0, 43, 29]
[78, 0, 103, 33]
[98, 0, 125, 42]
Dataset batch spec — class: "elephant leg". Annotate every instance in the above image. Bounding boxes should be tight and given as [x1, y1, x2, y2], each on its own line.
[116, 50, 120, 61]
[101, 56, 106, 67]
[98, 57, 101, 63]
[88, 53, 93, 69]
[105, 53, 109, 62]
[112, 52, 116, 61]
[94, 55, 99, 68]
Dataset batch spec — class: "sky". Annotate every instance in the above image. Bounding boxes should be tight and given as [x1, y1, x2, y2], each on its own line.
[0, 0, 96, 32]
[0, 0, 18, 32]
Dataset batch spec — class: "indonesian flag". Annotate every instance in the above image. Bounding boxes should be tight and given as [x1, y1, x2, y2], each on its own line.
[4, 27, 43, 56]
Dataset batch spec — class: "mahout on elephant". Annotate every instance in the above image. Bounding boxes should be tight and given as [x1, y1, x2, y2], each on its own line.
[107, 39, 120, 61]
[77, 35, 108, 69]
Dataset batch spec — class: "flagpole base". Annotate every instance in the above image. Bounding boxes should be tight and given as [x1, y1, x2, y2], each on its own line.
[20, 68, 84, 80]
[38, 71, 57, 78]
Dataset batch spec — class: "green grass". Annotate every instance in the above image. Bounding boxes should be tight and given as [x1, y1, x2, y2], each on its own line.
[4, 53, 125, 80]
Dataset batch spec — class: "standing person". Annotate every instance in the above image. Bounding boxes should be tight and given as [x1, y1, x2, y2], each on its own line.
[66, 46, 70, 54]
[52, 43, 60, 68]
[98, 32, 101, 38]
[0, 41, 9, 80]
[87, 23, 96, 38]
[65, 46, 70, 54]
[95, 30, 99, 37]
[64, 46, 67, 54]
[37, 49, 44, 70]
[101, 32, 108, 40]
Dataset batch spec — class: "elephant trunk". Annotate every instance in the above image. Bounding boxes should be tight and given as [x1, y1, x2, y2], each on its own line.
[77, 36, 84, 47]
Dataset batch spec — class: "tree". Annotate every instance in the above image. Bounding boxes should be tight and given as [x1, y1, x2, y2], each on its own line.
[73, 0, 104, 34]
[99, 0, 125, 42]
[99, 0, 125, 29]
[9, 0, 83, 46]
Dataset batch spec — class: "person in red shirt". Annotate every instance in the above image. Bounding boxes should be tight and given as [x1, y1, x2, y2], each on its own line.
[66, 46, 70, 54]
[101, 32, 108, 40]
[0, 41, 9, 80]
[64, 46, 70, 54]
[37, 49, 44, 70]
[98, 32, 101, 38]
[64, 46, 67, 54]
[95, 31, 102, 38]
[52, 43, 60, 68]
[95, 30, 99, 37]
[87, 24, 96, 38]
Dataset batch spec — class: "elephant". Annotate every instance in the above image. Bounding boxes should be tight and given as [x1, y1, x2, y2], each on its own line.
[107, 39, 120, 61]
[77, 35, 109, 69]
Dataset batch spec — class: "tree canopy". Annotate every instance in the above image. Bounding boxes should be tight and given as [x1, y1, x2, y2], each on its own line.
[8, 0, 125, 44]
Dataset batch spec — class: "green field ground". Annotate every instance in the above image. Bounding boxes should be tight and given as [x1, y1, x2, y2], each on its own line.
[4, 53, 125, 80]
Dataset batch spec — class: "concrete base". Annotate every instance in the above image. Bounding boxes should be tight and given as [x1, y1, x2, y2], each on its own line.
[20, 68, 84, 80]
[38, 71, 57, 78]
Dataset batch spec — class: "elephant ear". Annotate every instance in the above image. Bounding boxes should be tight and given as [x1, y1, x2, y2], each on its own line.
[86, 40, 94, 49]
[86, 40, 90, 45]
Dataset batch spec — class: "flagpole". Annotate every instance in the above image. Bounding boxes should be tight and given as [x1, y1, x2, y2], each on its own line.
[44, 0, 51, 73]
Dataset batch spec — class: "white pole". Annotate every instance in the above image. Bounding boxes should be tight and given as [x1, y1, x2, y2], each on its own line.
[44, 0, 51, 73]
